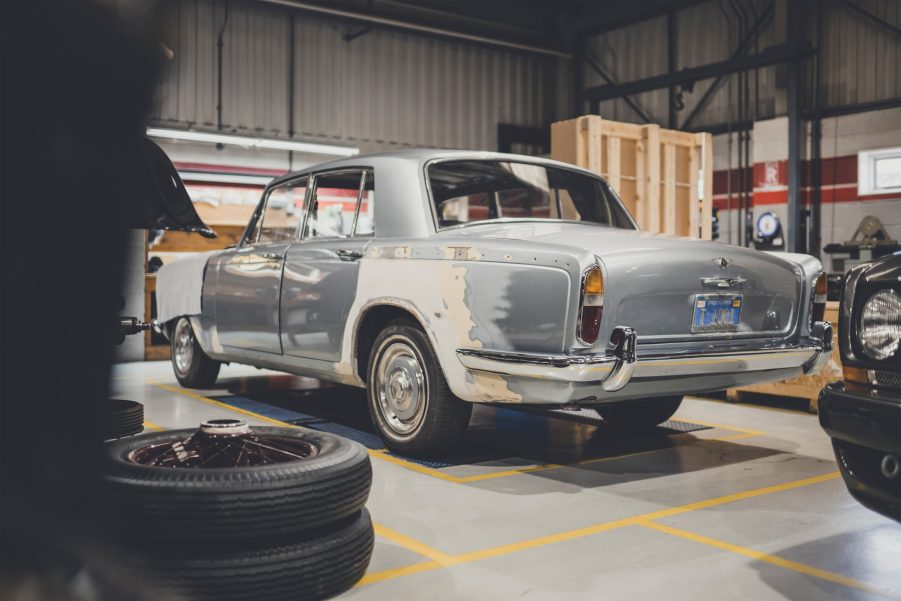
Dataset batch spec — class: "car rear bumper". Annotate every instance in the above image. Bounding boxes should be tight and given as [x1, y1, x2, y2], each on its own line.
[456, 321, 832, 398]
[818, 381, 901, 522]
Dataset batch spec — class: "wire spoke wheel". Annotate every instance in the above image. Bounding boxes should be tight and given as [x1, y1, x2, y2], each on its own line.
[128, 419, 318, 468]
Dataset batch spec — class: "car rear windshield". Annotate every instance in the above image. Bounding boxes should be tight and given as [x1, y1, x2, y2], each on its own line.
[428, 160, 636, 230]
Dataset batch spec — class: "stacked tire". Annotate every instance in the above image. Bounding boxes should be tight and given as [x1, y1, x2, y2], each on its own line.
[101, 399, 144, 440]
[101, 424, 374, 601]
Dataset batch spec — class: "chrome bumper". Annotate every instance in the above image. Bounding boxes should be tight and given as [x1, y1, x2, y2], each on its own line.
[456, 322, 832, 392]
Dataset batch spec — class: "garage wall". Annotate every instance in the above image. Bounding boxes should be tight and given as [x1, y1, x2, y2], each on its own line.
[711, 106, 901, 268]
[581, 0, 901, 130]
[152, 0, 560, 152]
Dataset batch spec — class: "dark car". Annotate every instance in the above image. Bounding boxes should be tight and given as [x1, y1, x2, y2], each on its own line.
[819, 252, 901, 521]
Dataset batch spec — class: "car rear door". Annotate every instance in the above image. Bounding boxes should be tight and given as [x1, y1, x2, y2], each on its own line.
[215, 177, 308, 354]
[280, 169, 373, 362]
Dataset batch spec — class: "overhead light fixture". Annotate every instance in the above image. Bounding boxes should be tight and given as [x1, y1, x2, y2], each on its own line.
[146, 127, 359, 157]
[178, 171, 276, 186]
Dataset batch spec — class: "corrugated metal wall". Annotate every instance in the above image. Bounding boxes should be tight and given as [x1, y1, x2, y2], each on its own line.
[580, 0, 900, 129]
[152, 0, 559, 151]
[817, 0, 900, 108]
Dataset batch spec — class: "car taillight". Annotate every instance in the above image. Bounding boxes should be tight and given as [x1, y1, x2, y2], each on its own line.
[812, 272, 827, 323]
[578, 265, 604, 344]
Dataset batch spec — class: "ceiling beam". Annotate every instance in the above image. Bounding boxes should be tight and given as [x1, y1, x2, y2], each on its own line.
[681, 0, 775, 130]
[258, 0, 572, 58]
[834, 0, 901, 39]
[584, 42, 815, 103]
[574, 0, 708, 37]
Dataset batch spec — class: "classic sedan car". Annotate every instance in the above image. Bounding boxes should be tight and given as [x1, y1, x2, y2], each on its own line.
[156, 150, 833, 456]
[819, 253, 901, 521]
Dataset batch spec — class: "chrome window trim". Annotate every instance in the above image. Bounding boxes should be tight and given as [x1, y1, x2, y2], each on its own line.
[240, 173, 311, 248]
[299, 167, 372, 242]
[422, 157, 640, 234]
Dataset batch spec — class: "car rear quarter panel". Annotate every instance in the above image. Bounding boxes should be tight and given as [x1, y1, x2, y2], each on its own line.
[341, 238, 582, 402]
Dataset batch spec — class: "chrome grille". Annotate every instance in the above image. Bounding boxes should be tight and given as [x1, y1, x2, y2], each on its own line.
[874, 370, 901, 391]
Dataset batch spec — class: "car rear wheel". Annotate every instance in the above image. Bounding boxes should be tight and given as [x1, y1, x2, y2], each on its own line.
[366, 319, 471, 457]
[171, 316, 220, 389]
[597, 396, 684, 431]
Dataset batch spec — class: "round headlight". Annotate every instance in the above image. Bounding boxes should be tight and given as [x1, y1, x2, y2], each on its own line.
[859, 289, 901, 360]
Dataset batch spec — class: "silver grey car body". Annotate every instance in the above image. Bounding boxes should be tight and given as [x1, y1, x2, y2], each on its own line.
[156, 149, 833, 406]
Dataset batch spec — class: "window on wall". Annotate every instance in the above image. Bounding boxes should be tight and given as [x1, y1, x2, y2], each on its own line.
[859, 147, 901, 195]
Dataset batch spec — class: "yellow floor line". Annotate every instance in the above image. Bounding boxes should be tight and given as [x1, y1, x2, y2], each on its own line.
[153, 383, 764, 483]
[358, 471, 841, 586]
[142, 420, 164, 431]
[453, 446, 674, 483]
[373, 523, 456, 564]
[358, 560, 444, 586]
[153, 383, 292, 427]
[638, 521, 900, 600]
[148, 383, 858, 594]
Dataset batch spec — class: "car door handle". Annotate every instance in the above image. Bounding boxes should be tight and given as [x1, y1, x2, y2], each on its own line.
[261, 252, 283, 260]
[336, 249, 363, 261]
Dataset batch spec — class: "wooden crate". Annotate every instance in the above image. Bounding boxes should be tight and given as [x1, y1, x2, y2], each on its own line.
[551, 115, 713, 239]
[727, 302, 843, 413]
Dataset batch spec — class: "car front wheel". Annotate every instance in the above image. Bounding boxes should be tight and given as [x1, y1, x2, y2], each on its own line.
[366, 319, 471, 457]
[171, 316, 220, 389]
[596, 396, 683, 431]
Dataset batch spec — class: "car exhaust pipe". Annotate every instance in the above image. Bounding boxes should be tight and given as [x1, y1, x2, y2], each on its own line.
[881, 454, 899, 480]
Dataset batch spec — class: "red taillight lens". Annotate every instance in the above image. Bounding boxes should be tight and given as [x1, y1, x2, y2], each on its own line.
[579, 266, 604, 344]
[812, 272, 827, 323]
[580, 306, 603, 344]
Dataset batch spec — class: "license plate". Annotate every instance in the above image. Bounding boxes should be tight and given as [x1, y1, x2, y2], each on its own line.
[691, 294, 742, 333]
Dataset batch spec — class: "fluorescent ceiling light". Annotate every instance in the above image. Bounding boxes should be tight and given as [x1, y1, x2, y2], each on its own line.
[178, 171, 275, 186]
[147, 127, 359, 157]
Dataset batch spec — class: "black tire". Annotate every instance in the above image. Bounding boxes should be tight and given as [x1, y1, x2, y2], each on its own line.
[597, 396, 684, 431]
[101, 427, 372, 543]
[101, 399, 144, 440]
[366, 319, 472, 457]
[171, 316, 220, 388]
[126, 509, 374, 601]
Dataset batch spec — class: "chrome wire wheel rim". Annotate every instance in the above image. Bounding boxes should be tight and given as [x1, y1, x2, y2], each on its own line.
[127, 419, 319, 468]
[374, 337, 428, 437]
[173, 319, 194, 375]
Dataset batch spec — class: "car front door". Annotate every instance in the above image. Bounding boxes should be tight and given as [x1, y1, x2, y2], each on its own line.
[215, 177, 308, 354]
[281, 169, 373, 362]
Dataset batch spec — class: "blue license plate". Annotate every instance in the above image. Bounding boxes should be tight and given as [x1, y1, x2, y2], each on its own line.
[691, 294, 742, 333]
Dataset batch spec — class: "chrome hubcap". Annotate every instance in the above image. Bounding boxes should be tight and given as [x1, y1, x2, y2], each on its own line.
[174, 319, 194, 374]
[375, 339, 427, 436]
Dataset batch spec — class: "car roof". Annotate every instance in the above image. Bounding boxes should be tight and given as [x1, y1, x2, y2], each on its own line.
[267, 148, 599, 188]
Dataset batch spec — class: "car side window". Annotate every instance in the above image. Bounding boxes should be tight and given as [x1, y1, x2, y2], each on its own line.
[303, 170, 374, 239]
[249, 177, 308, 244]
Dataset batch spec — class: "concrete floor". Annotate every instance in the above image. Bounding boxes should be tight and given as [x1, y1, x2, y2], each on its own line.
[112, 361, 901, 601]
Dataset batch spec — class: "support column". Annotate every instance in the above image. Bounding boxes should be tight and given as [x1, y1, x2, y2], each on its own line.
[786, 0, 804, 253]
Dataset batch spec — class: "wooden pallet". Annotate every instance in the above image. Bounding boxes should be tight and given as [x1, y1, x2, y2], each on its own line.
[551, 115, 713, 239]
[727, 302, 842, 413]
